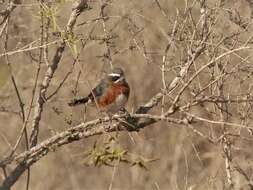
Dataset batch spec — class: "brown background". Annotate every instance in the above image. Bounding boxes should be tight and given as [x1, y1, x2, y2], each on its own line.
[1, 0, 253, 189]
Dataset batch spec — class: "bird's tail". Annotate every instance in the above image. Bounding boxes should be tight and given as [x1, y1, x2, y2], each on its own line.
[68, 96, 89, 106]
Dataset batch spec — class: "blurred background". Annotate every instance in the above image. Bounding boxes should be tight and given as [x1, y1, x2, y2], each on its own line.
[1, 0, 253, 189]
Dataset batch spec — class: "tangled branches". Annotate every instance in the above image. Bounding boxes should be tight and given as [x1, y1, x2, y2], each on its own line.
[1, 0, 253, 189]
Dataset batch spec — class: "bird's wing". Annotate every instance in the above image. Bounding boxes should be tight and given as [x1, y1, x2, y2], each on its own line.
[88, 78, 109, 100]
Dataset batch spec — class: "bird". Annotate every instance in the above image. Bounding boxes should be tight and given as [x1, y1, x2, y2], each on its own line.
[68, 67, 130, 114]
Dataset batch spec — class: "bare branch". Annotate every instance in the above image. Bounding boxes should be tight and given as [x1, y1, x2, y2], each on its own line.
[0, 1, 89, 189]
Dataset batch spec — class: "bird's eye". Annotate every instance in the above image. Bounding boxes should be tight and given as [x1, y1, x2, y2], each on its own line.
[112, 76, 120, 81]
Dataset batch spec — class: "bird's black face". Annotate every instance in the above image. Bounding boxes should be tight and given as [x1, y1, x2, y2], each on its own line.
[111, 75, 121, 82]
[108, 67, 125, 84]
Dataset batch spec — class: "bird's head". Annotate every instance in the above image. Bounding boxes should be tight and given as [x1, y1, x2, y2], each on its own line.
[107, 67, 126, 84]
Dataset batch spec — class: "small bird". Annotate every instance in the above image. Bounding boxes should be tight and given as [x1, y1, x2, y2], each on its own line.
[68, 67, 130, 114]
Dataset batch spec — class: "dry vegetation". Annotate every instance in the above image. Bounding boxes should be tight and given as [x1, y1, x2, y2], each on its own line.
[1, 0, 253, 189]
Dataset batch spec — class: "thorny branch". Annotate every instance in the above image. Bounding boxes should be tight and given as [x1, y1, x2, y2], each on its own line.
[1, 0, 253, 189]
[0, 0, 89, 189]
[29, 0, 89, 148]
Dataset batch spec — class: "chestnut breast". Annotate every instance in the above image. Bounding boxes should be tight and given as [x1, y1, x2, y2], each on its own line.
[97, 83, 130, 113]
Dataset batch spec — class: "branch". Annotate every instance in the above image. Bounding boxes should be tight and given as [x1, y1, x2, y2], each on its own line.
[0, 0, 21, 26]
[29, 0, 89, 148]
[0, 114, 187, 168]
[0, 1, 89, 189]
[136, 36, 207, 116]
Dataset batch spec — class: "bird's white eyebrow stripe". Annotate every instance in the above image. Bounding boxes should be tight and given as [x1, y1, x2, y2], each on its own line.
[108, 73, 120, 77]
